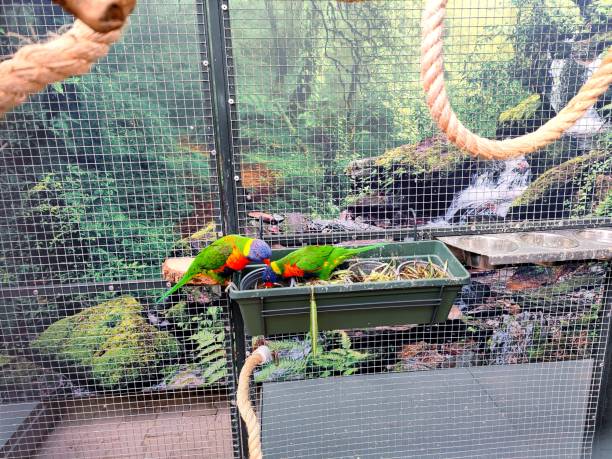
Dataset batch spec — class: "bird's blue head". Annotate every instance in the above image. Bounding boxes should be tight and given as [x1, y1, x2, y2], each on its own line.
[246, 239, 272, 265]
[261, 265, 279, 288]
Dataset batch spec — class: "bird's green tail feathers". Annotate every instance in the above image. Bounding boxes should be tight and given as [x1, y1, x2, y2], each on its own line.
[156, 272, 194, 304]
[348, 242, 385, 255]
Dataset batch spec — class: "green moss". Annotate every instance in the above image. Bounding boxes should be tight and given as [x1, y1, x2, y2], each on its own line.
[32, 296, 180, 389]
[184, 222, 216, 242]
[595, 189, 612, 217]
[164, 301, 190, 325]
[511, 150, 608, 207]
[0, 354, 12, 366]
[375, 137, 469, 175]
[498, 94, 541, 123]
[30, 315, 76, 355]
[172, 222, 217, 255]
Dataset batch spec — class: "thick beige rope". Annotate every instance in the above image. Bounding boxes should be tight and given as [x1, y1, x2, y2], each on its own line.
[237, 346, 272, 459]
[0, 20, 126, 117]
[421, 0, 612, 159]
[53, 0, 136, 33]
[0, 0, 136, 117]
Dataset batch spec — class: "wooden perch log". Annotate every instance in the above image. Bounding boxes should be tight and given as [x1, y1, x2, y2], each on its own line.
[161, 257, 219, 286]
[53, 0, 136, 33]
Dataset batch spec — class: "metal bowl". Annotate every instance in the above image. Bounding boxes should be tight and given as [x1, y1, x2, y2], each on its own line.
[454, 236, 519, 254]
[239, 268, 266, 290]
[347, 260, 387, 277]
[575, 229, 612, 246]
[516, 232, 579, 249]
[239, 268, 290, 290]
[396, 260, 448, 279]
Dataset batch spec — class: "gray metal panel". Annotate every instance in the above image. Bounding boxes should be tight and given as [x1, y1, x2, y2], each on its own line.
[261, 360, 593, 458]
[0, 402, 40, 447]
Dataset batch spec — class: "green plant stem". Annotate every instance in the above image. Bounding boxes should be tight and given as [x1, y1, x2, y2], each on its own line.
[310, 285, 318, 357]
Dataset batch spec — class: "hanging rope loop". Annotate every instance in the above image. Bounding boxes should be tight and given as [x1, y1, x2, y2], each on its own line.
[421, 0, 612, 160]
[237, 345, 272, 459]
[0, 0, 136, 117]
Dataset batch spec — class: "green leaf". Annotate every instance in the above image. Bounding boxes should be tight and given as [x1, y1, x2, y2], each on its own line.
[339, 330, 352, 350]
[197, 348, 225, 363]
[191, 333, 216, 349]
[51, 82, 64, 94]
[205, 368, 227, 385]
[202, 359, 227, 381]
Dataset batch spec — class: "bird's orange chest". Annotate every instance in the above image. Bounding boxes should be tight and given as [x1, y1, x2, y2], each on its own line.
[225, 247, 249, 271]
[282, 263, 305, 278]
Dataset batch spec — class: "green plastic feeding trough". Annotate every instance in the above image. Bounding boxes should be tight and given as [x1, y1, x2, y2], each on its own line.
[229, 241, 470, 336]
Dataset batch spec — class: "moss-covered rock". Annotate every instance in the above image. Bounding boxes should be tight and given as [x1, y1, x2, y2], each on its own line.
[160, 361, 228, 389]
[31, 296, 180, 389]
[524, 137, 585, 180]
[345, 136, 476, 220]
[498, 94, 541, 124]
[592, 175, 612, 217]
[495, 94, 556, 139]
[508, 149, 611, 219]
[511, 151, 602, 207]
[374, 136, 469, 173]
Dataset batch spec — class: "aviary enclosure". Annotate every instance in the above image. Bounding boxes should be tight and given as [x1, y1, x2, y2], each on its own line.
[0, 0, 610, 458]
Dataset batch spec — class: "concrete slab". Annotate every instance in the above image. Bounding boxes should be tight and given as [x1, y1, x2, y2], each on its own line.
[261, 360, 594, 459]
[36, 403, 233, 459]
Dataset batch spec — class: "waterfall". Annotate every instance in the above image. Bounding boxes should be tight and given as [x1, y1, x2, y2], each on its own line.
[427, 52, 608, 227]
[550, 56, 608, 140]
[430, 158, 532, 225]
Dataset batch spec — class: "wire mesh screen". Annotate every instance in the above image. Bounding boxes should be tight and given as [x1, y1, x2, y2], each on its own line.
[251, 262, 611, 458]
[226, 0, 611, 239]
[223, 1, 612, 457]
[0, 0, 611, 458]
[0, 2, 238, 458]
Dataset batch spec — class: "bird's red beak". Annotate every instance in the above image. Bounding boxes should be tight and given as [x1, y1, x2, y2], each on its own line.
[263, 258, 271, 266]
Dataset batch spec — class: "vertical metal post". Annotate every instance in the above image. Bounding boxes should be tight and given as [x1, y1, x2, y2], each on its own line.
[203, 0, 239, 236]
[200, 1, 248, 458]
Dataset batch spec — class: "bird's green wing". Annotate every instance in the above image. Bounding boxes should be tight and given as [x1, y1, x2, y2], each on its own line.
[329, 247, 361, 265]
[156, 236, 235, 303]
[317, 246, 378, 280]
[191, 237, 234, 272]
[291, 246, 335, 272]
[329, 244, 383, 265]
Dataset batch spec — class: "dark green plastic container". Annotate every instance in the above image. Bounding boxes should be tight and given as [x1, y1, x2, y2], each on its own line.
[230, 241, 470, 336]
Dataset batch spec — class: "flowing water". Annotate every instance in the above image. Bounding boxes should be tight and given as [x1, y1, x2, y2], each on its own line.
[430, 158, 532, 225]
[428, 54, 608, 227]
[551, 57, 608, 139]
[428, 55, 609, 227]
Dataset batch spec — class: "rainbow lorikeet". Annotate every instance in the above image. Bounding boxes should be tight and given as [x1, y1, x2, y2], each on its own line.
[157, 235, 271, 303]
[262, 243, 384, 287]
